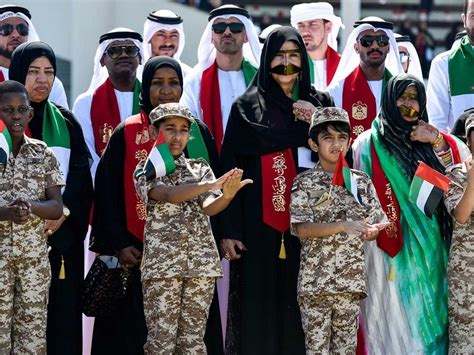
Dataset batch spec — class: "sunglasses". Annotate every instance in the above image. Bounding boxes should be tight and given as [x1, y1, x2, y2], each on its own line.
[212, 22, 245, 34]
[105, 45, 140, 59]
[358, 35, 390, 48]
[0, 23, 29, 37]
[399, 52, 410, 64]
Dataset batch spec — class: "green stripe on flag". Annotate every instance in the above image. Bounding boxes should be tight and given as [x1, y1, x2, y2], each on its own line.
[157, 143, 175, 175]
[187, 121, 210, 163]
[409, 174, 424, 206]
[242, 59, 257, 86]
[449, 36, 474, 96]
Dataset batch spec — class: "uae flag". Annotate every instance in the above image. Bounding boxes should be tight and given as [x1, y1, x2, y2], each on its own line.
[137, 131, 175, 181]
[0, 119, 12, 166]
[332, 151, 363, 205]
[409, 161, 451, 218]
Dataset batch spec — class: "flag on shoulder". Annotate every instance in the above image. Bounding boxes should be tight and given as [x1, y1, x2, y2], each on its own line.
[0, 119, 12, 167]
[332, 150, 362, 205]
[409, 161, 451, 218]
[135, 130, 175, 181]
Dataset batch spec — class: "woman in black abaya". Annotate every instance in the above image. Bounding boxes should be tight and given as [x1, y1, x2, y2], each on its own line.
[9, 41, 93, 355]
[219, 26, 334, 354]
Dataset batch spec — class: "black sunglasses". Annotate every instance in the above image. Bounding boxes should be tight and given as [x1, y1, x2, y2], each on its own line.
[212, 22, 245, 34]
[0, 23, 29, 37]
[106, 45, 140, 59]
[359, 35, 390, 48]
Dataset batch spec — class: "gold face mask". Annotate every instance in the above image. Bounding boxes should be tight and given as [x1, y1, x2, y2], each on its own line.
[398, 105, 419, 119]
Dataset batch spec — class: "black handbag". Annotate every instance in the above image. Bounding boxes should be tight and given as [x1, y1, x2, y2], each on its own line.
[81, 255, 131, 318]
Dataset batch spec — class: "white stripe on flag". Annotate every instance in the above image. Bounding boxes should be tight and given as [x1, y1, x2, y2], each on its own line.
[415, 180, 433, 214]
[0, 134, 9, 153]
[349, 172, 361, 204]
[149, 147, 167, 178]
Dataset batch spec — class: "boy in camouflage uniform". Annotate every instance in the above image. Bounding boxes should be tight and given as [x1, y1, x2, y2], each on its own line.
[134, 103, 251, 354]
[0, 81, 64, 354]
[290, 107, 389, 354]
[444, 115, 474, 354]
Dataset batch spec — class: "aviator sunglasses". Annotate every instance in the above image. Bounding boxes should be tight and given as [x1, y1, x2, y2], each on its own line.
[106, 45, 140, 59]
[212, 22, 245, 34]
[358, 35, 390, 48]
[0, 23, 29, 37]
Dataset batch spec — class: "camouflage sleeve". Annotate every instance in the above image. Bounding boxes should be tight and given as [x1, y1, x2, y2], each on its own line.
[134, 159, 166, 205]
[363, 176, 388, 225]
[444, 168, 467, 215]
[290, 179, 314, 236]
[44, 147, 66, 188]
[198, 160, 222, 208]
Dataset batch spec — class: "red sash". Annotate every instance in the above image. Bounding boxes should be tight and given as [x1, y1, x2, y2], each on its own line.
[0, 70, 4, 82]
[123, 112, 154, 241]
[261, 149, 297, 233]
[200, 61, 224, 154]
[91, 79, 121, 156]
[326, 46, 341, 85]
[441, 132, 462, 163]
[342, 66, 377, 141]
[370, 140, 403, 257]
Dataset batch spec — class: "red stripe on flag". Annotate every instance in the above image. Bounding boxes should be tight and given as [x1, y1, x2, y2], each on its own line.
[332, 150, 348, 187]
[415, 161, 451, 192]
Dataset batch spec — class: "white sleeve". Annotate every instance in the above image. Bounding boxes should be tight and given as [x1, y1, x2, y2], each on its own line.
[72, 93, 100, 179]
[50, 77, 69, 109]
[180, 69, 203, 120]
[427, 52, 452, 132]
[328, 78, 344, 108]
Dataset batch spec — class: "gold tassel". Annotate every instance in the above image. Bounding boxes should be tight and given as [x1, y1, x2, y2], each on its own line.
[279, 234, 286, 260]
[389, 259, 395, 281]
[59, 255, 66, 280]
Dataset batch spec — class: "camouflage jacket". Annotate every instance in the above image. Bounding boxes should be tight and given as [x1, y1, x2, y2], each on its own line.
[444, 164, 473, 285]
[290, 163, 387, 297]
[0, 137, 64, 258]
[135, 154, 223, 280]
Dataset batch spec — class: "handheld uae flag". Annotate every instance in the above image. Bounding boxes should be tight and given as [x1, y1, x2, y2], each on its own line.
[0, 119, 12, 167]
[409, 161, 451, 218]
[332, 150, 363, 205]
[137, 130, 175, 181]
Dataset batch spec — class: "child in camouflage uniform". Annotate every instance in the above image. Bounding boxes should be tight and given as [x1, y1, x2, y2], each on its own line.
[134, 103, 251, 354]
[444, 115, 474, 354]
[0, 81, 64, 354]
[290, 107, 389, 354]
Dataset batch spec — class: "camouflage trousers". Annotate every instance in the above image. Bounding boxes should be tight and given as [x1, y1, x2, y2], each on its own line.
[0, 255, 50, 354]
[298, 293, 360, 354]
[142, 277, 215, 354]
[448, 222, 474, 355]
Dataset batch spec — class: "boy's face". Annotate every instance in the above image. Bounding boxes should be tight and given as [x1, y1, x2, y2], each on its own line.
[158, 116, 190, 158]
[0, 92, 32, 140]
[308, 125, 350, 168]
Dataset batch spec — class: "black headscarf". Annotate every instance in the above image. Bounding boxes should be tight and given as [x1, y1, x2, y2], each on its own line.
[378, 73, 452, 243]
[139, 56, 183, 115]
[378, 73, 445, 177]
[9, 41, 57, 139]
[222, 26, 333, 156]
[9, 41, 56, 85]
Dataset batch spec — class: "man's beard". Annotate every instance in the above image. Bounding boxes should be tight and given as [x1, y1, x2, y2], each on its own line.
[466, 26, 474, 44]
[0, 47, 13, 59]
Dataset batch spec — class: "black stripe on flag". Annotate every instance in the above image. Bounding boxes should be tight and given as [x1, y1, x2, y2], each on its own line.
[423, 185, 444, 218]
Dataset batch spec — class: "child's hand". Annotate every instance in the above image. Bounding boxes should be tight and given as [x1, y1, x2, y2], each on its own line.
[7, 198, 31, 224]
[222, 169, 253, 200]
[465, 159, 473, 183]
[208, 168, 237, 191]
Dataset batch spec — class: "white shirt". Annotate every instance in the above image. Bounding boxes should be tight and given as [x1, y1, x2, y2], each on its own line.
[329, 76, 383, 114]
[73, 89, 134, 179]
[180, 65, 246, 134]
[427, 49, 474, 132]
[1, 66, 69, 109]
[312, 59, 327, 91]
